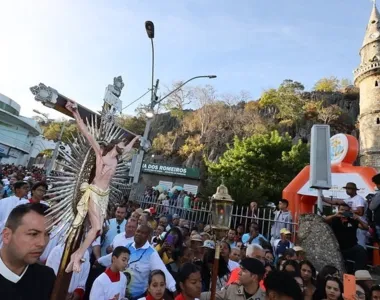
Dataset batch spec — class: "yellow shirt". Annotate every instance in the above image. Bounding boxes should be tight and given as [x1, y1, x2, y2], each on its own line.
[155, 244, 173, 264]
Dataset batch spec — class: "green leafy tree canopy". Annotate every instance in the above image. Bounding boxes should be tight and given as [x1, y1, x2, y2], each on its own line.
[206, 130, 309, 205]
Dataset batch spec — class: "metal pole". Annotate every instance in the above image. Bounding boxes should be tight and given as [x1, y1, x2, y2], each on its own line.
[317, 189, 323, 215]
[47, 123, 65, 176]
[132, 80, 159, 184]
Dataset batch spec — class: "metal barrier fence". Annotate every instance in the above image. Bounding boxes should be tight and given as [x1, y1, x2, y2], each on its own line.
[136, 195, 298, 241]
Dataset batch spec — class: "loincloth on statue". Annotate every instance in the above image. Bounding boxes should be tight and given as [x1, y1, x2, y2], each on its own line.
[72, 182, 110, 229]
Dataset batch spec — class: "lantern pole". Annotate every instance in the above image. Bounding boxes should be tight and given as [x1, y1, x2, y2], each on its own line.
[209, 183, 234, 300]
[210, 242, 220, 300]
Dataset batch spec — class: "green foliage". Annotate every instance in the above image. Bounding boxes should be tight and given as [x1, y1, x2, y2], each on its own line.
[206, 130, 309, 205]
[152, 132, 176, 156]
[179, 135, 204, 157]
[259, 80, 306, 127]
[43, 121, 78, 144]
[40, 149, 53, 158]
[117, 115, 146, 135]
[313, 76, 340, 92]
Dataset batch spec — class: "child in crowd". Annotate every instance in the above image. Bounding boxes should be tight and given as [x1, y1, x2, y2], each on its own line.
[90, 246, 130, 300]
[138, 270, 166, 300]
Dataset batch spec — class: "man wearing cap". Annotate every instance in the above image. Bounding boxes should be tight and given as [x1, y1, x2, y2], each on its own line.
[273, 228, 294, 258]
[322, 182, 367, 248]
[201, 258, 266, 300]
[324, 203, 368, 270]
[293, 246, 306, 261]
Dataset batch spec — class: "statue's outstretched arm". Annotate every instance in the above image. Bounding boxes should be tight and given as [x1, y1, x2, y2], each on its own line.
[66, 101, 102, 157]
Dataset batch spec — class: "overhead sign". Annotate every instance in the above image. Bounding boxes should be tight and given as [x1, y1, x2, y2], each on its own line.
[298, 173, 374, 199]
[142, 163, 200, 179]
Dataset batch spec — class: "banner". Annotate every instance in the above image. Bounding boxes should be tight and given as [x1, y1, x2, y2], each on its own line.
[298, 173, 375, 199]
[142, 163, 200, 179]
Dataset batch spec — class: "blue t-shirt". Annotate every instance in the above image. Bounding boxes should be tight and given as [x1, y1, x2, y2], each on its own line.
[275, 240, 291, 257]
[242, 233, 267, 245]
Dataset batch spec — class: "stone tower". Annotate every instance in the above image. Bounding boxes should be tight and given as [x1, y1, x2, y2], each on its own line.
[354, 2, 380, 169]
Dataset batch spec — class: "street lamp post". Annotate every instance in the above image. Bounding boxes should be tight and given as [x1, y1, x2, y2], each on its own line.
[130, 20, 217, 186]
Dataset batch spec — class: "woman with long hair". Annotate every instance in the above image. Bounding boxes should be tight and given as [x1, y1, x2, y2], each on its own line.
[166, 247, 194, 279]
[313, 265, 340, 300]
[138, 270, 166, 300]
[321, 276, 343, 300]
[155, 227, 184, 265]
[220, 241, 239, 271]
[175, 263, 202, 300]
[300, 260, 316, 300]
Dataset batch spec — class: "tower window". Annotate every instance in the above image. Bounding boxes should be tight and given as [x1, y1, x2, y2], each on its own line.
[376, 81, 379, 87]
[377, 118, 380, 124]
[372, 20, 377, 24]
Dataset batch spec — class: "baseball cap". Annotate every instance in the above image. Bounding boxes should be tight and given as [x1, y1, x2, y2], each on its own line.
[280, 228, 291, 235]
[240, 258, 265, 276]
[200, 240, 215, 249]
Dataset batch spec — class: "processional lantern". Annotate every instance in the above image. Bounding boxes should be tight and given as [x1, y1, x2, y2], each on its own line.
[210, 183, 235, 240]
[209, 183, 235, 300]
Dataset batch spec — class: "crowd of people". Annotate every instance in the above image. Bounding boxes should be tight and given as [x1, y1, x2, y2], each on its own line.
[1, 164, 380, 300]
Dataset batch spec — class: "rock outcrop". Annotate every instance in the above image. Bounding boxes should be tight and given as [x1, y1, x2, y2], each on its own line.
[298, 214, 346, 273]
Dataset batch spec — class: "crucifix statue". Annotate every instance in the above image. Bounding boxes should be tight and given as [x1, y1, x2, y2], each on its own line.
[30, 76, 140, 299]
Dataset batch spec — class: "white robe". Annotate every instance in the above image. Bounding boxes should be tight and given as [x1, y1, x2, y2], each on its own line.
[0, 196, 24, 244]
[46, 244, 90, 294]
[90, 269, 127, 300]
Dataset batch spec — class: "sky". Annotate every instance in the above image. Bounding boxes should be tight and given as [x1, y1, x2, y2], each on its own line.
[0, 0, 374, 120]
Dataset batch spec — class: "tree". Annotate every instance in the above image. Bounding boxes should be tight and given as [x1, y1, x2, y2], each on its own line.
[43, 121, 78, 144]
[317, 104, 343, 124]
[340, 78, 352, 89]
[313, 76, 340, 92]
[117, 115, 146, 135]
[259, 80, 306, 127]
[206, 130, 309, 204]
[163, 81, 194, 119]
[192, 85, 217, 137]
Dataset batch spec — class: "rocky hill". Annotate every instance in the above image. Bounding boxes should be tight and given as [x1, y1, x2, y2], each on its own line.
[146, 88, 359, 170]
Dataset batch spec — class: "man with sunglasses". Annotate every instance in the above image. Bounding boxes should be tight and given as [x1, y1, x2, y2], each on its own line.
[101, 204, 127, 256]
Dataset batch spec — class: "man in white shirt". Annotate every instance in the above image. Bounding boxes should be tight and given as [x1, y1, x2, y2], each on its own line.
[323, 182, 367, 248]
[0, 181, 29, 243]
[46, 244, 90, 300]
[101, 205, 128, 256]
[97, 225, 176, 299]
[109, 217, 138, 251]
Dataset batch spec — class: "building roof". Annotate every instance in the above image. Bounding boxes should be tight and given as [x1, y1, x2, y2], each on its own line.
[362, 3, 380, 49]
[0, 108, 41, 136]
